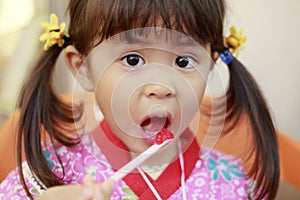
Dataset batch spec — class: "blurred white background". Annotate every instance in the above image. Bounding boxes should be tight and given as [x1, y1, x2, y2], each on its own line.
[226, 0, 300, 141]
[0, 0, 299, 142]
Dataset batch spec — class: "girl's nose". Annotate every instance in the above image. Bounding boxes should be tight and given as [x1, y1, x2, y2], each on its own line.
[143, 84, 175, 99]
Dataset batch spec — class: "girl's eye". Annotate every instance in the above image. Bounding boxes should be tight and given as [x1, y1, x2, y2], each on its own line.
[121, 54, 145, 67]
[175, 56, 196, 69]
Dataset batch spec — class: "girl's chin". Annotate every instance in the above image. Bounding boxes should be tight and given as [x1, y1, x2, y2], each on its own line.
[126, 140, 152, 153]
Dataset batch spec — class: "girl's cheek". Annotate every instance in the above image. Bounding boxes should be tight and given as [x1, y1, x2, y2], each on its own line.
[184, 74, 206, 100]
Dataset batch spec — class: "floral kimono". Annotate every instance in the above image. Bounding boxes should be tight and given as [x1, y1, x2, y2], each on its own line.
[0, 120, 251, 200]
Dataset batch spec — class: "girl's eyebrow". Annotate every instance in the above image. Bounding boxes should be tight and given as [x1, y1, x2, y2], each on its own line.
[112, 35, 199, 48]
[112, 36, 151, 46]
[176, 38, 200, 47]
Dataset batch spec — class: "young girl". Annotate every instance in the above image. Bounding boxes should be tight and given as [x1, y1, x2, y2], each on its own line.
[0, 0, 279, 199]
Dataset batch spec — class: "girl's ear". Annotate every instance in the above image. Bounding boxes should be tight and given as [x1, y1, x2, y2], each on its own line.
[213, 52, 219, 62]
[65, 46, 95, 91]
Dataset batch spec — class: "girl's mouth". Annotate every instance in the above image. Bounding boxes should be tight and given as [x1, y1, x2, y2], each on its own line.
[140, 114, 171, 144]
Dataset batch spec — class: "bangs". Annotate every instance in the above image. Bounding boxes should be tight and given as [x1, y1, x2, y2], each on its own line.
[69, 0, 225, 54]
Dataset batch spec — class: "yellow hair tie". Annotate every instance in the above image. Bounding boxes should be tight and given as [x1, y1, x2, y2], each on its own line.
[224, 26, 247, 57]
[39, 13, 70, 51]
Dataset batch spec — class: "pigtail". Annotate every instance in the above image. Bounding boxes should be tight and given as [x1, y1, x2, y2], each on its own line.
[17, 45, 82, 198]
[226, 58, 280, 199]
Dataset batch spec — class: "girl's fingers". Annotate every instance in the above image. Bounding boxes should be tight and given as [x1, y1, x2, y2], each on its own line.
[98, 179, 116, 200]
[83, 174, 95, 185]
[78, 187, 94, 199]
[92, 179, 116, 200]
[92, 184, 102, 200]
[35, 185, 93, 200]
[82, 175, 115, 200]
[101, 179, 115, 195]
[35, 175, 115, 200]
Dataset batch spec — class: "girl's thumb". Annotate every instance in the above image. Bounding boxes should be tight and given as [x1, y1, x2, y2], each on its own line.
[99, 179, 116, 199]
[83, 174, 95, 185]
[102, 179, 116, 192]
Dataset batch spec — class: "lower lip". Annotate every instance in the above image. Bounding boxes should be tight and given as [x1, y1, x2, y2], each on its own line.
[140, 129, 158, 144]
[141, 128, 174, 145]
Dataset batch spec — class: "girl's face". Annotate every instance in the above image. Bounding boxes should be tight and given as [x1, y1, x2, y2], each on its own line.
[87, 29, 212, 153]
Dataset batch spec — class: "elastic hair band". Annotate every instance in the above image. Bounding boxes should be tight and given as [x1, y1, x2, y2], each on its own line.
[220, 48, 234, 65]
[221, 26, 247, 65]
[39, 13, 71, 51]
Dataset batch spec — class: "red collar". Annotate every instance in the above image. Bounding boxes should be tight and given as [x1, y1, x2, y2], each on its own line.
[92, 120, 200, 199]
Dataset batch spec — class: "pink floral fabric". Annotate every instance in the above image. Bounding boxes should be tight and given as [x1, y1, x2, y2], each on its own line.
[0, 133, 251, 199]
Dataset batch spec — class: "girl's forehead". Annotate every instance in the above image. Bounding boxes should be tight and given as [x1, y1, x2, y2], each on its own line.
[126, 28, 202, 44]
[90, 28, 210, 56]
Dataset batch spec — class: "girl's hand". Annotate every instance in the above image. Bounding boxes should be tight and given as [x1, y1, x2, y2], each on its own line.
[82, 174, 115, 200]
[35, 175, 115, 200]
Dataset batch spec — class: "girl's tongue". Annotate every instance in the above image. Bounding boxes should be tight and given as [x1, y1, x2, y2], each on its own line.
[140, 116, 170, 144]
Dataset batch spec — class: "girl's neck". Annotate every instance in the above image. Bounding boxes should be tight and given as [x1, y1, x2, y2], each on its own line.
[132, 138, 186, 180]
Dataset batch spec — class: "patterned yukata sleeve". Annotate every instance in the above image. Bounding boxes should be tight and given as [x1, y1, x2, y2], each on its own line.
[0, 162, 45, 200]
[244, 176, 258, 199]
[204, 148, 251, 199]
